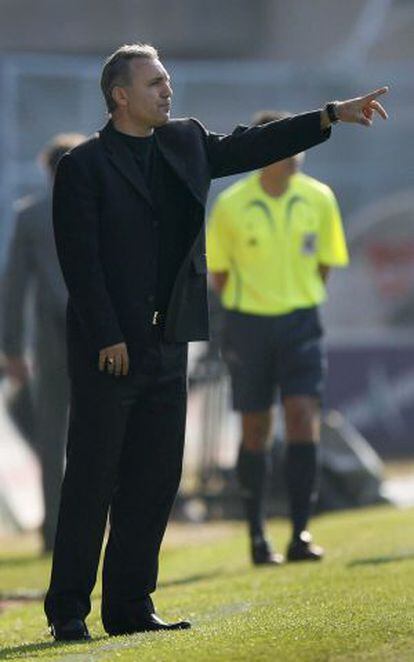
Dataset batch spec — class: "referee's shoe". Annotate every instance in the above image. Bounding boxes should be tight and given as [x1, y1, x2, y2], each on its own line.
[287, 531, 324, 562]
[252, 536, 284, 565]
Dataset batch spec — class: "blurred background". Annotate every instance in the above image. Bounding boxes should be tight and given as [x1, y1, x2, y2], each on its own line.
[0, 0, 413, 537]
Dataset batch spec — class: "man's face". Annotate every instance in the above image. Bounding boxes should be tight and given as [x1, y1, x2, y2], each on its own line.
[114, 57, 173, 129]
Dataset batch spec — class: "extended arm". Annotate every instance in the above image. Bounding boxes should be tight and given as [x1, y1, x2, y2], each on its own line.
[206, 87, 389, 179]
[206, 111, 329, 179]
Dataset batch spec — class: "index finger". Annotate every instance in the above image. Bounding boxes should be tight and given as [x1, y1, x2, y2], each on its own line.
[361, 86, 389, 102]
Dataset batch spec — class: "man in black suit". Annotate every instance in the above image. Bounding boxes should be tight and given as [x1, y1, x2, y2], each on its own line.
[44, 43, 388, 641]
[2, 133, 84, 553]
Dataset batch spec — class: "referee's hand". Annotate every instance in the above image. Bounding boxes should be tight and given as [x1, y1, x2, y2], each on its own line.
[99, 342, 129, 377]
[337, 87, 389, 127]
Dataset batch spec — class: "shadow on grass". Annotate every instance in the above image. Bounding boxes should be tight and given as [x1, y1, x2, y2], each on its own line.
[159, 570, 223, 588]
[87, 569, 225, 602]
[348, 551, 414, 567]
[0, 589, 45, 603]
[0, 570, 224, 612]
[88, 570, 226, 601]
[0, 636, 107, 660]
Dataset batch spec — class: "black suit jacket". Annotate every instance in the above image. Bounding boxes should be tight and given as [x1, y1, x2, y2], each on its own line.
[53, 112, 330, 363]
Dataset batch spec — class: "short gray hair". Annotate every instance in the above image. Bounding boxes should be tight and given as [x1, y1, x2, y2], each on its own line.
[100, 43, 158, 113]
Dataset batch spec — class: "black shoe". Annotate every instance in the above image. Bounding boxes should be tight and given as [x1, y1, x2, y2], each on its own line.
[287, 531, 324, 562]
[107, 612, 191, 636]
[251, 537, 284, 566]
[50, 618, 91, 641]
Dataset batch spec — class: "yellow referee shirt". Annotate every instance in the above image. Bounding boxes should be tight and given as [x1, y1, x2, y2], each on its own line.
[207, 171, 349, 315]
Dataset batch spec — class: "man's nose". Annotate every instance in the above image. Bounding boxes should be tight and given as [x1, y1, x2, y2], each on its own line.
[162, 82, 173, 98]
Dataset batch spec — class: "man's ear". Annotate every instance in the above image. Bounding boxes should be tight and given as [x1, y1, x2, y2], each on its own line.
[112, 85, 128, 109]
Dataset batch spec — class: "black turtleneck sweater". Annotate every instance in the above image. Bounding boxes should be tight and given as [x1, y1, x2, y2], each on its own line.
[115, 131, 155, 183]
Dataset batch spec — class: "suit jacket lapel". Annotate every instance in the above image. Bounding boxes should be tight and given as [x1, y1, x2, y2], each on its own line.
[99, 122, 153, 207]
[154, 126, 205, 206]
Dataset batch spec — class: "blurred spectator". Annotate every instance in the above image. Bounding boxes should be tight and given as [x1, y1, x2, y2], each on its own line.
[207, 110, 349, 565]
[1, 132, 85, 552]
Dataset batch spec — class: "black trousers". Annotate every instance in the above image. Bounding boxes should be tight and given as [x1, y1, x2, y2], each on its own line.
[44, 332, 188, 626]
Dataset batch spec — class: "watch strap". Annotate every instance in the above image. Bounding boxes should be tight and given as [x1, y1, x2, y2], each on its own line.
[325, 102, 339, 124]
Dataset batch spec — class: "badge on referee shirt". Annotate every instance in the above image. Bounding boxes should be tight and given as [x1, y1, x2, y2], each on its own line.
[302, 232, 317, 255]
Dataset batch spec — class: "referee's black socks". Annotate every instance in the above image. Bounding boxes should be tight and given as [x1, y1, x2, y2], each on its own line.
[284, 441, 319, 540]
[237, 446, 271, 541]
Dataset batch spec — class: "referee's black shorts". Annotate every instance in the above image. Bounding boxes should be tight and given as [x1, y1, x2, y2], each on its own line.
[220, 306, 326, 412]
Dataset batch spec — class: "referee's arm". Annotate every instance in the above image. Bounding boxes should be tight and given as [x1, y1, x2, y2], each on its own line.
[206, 197, 232, 296]
[318, 265, 330, 284]
[210, 271, 228, 295]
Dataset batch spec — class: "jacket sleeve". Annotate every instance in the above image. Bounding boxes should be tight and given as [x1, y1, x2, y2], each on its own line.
[203, 111, 331, 179]
[2, 208, 33, 356]
[53, 152, 124, 352]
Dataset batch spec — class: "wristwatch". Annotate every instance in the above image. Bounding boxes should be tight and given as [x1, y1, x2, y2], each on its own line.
[325, 102, 340, 124]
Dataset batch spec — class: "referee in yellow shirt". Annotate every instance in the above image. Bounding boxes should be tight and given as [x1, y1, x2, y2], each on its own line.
[207, 110, 349, 565]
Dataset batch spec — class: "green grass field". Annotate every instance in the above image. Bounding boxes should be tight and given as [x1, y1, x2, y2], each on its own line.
[1, 505, 414, 661]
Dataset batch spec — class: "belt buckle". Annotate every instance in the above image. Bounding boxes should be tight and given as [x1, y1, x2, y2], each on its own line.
[152, 311, 160, 325]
